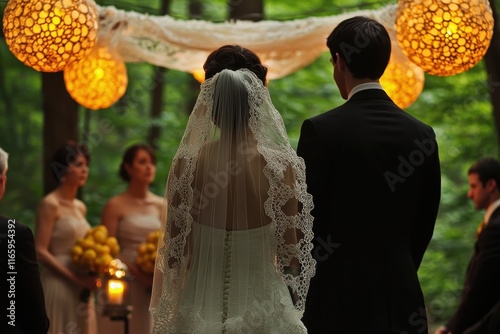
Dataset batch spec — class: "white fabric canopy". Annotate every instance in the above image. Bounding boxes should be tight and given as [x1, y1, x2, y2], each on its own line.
[97, 4, 398, 79]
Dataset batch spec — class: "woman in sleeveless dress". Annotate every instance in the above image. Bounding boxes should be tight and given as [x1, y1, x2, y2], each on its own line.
[35, 141, 98, 334]
[98, 144, 163, 334]
[150, 45, 316, 334]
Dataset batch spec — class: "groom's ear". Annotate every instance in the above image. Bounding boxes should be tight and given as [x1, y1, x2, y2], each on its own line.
[335, 53, 347, 71]
[486, 178, 498, 193]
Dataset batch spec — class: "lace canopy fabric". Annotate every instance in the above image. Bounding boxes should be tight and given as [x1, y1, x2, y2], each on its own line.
[150, 69, 316, 333]
[97, 4, 398, 79]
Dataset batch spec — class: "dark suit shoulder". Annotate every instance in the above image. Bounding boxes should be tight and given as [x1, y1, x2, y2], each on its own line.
[0, 215, 18, 234]
[305, 89, 436, 138]
[0, 215, 32, 237]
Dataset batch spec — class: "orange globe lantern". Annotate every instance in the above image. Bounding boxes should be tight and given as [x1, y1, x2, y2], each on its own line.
[395, 0, 494, 76]
[2, 0, 99, 72]
[380, 31, 425, 109]
[64, 47, 128, 110]
[191, 69, 205, 83]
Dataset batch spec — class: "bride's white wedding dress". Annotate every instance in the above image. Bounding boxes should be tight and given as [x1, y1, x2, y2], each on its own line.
[150, 68, 315, 334]
[171, 223, 306, 334]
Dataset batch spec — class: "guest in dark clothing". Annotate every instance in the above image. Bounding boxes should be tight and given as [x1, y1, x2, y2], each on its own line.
[436, 158, 500, 334]
[0, 147, 49, 333]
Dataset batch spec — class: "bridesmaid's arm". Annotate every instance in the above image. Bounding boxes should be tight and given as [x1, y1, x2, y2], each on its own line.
[35, 198, 96, 290]
[101, 198, 153, 287]
[100, 198, 121, 237]
[75, 198, 87, 219]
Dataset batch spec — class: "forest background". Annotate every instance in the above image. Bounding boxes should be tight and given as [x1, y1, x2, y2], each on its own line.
[1, 0, 500, 330]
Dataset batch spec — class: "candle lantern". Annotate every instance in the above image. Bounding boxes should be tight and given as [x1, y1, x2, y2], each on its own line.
[101, 259, 132, 334]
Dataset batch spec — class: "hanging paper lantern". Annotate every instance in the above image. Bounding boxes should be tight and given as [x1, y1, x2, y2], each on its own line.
[380, 31, 425, 109]
[2, 0, 99, 72]
[395, 0, 494, 76]
[64, 47, 128, 110]
[191, 69, 205, 83]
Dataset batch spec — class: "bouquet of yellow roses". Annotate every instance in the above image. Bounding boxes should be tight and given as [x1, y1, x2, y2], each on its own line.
[71, 225, 120, 274]
[135, 230, 160, 274]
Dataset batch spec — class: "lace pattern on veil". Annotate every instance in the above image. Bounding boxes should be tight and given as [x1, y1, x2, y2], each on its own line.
[150, 68, 315, 333]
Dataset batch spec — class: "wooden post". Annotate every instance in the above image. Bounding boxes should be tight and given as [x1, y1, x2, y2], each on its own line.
[42, 72, 79, 194]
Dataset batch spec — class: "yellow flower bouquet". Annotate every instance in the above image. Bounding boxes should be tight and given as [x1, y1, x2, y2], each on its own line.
[135, 230, 160, 274]
[71, 225, 120, 274]
[71, 225, 120, 302]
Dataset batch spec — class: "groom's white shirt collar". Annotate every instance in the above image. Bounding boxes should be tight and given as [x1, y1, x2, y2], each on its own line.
[485, 198, 500, 224]
[348, 82, 384, 100]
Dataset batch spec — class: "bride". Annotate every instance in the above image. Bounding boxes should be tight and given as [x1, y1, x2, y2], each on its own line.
[150, 45, 316, 334]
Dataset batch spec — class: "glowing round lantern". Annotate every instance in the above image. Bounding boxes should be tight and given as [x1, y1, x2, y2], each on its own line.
[380, 31, 425, 109]
[191, 69, 205, 83]
[64, 47, 128, 110]
[2, 0, 99, 72]
[395, 0, 494, 76]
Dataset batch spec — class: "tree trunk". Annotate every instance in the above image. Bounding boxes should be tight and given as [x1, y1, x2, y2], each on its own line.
[147, 0, 171, 149]
[484, 0, 500, 150]
[229, 0, 263, 21]
[42, 72, 79, 194]
[148, 66, 167, 149]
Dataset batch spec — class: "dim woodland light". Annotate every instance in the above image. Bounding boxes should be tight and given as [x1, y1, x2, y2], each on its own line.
[64, 46, 128, 110]
[2, 0, 99, 72]
[380, 31, 425, 109]
[395, 0, 494, 76]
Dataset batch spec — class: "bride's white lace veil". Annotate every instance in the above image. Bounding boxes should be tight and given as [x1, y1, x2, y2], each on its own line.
[150, 45, 315, 332]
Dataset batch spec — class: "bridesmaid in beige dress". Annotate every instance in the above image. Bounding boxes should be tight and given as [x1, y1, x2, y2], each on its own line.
[97, 144, 163, 334]
[35, 141, 98, 334]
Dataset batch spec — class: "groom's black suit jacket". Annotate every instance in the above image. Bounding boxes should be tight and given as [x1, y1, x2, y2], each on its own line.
[297, 89, 441, 333]
[1, 215, 49, 334]
[447, 207, 500, 334]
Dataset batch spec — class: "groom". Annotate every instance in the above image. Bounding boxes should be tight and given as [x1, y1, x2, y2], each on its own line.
[297, 16, 441, 333]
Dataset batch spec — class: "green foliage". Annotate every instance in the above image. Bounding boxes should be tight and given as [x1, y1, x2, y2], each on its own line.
[269, 52, 343, 148]
[0, 0, 499, 327]
[0, 42, 43, 225]
[79, 64, 190, 224]
[408, 62, 499, 322]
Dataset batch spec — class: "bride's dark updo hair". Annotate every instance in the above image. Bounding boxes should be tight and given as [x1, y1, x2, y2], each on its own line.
[203, 45, 268, 86]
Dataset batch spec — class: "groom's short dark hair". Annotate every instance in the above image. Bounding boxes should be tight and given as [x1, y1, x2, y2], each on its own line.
[327, 16, 391, 80]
